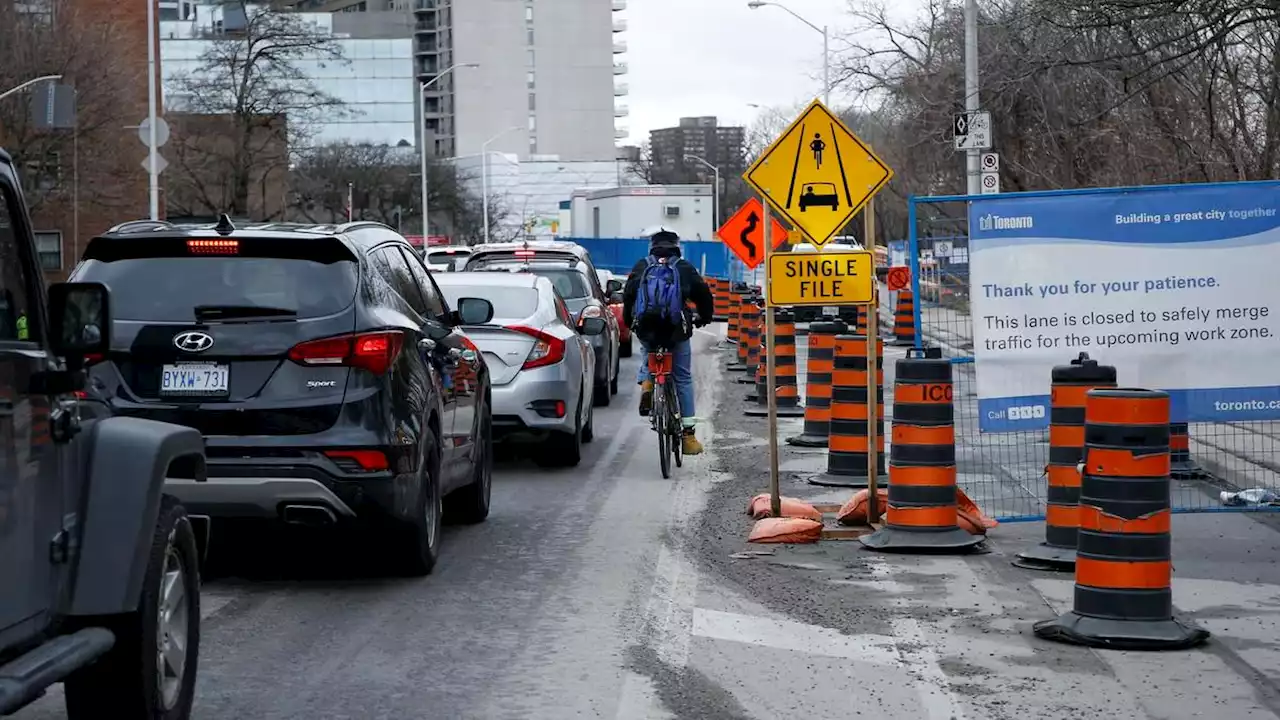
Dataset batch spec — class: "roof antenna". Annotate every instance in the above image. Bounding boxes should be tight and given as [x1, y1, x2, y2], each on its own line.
[214, 213, 236, 236]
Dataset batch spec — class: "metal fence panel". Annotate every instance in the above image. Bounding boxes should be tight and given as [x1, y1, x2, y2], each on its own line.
[906, 189, 1280, 521]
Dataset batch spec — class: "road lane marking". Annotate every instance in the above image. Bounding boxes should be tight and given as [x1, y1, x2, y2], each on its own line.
[690, 608, 899, 664]
[201, 590, 235, 620]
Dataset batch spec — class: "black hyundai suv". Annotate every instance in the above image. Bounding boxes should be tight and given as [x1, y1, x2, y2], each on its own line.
[69, 217, 495, 576]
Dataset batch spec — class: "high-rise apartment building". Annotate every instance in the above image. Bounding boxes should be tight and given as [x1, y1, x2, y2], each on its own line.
[649, 117, 747, 183]
[415, 0, 625, 161]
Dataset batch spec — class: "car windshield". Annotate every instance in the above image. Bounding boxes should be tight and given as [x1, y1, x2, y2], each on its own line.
[72, 256, 358, 321]
[437, 284, 538, 323]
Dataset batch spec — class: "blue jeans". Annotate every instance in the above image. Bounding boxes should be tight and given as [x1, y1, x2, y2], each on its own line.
[636, 339, 695, 427]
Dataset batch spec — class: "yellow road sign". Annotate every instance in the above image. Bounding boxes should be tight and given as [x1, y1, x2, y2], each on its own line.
[743, 99, 893, 247]
[767, 250, 875, 307]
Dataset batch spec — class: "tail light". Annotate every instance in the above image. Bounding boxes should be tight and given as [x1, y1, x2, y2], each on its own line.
[507, 325, 565, 370]
[514, 249, 536, 259]
[187, 239, 239, 255]
[324, 449, 389, 472]
[84, 352, 105, 367]
[288, 331, 405, 375]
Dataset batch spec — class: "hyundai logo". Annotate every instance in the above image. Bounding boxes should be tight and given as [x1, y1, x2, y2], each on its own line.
[173, 331, 214, 353]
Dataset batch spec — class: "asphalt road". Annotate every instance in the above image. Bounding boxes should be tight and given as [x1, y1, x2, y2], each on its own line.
[17, 330, 758, 720]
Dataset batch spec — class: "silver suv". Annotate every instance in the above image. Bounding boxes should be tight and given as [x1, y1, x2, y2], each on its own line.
[436, 272, 602, 467]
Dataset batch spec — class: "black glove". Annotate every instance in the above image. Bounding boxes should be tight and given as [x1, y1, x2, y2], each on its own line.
[694, 313, 710, 328]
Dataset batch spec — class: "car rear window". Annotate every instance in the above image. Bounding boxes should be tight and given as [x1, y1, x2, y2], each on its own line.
[437, 284, 538, 323]
[522, 268, 590, 299]
[73, 256, 358, 321]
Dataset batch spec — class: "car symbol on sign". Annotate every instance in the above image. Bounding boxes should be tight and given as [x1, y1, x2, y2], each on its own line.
[798, 182, 839, 211]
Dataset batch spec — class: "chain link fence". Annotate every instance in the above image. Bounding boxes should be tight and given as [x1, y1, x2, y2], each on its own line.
[903, 195, 1280, 521]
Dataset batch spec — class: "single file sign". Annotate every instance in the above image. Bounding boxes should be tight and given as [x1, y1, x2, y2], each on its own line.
[767, 250, 875, 307]
[161, 363, 230, 396]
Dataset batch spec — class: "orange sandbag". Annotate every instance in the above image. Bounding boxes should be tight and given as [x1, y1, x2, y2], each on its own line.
[836, 488, 888, 526]
[747, 494, 823, 522]
[748, 517, 823, 544]
[956, 487, 998, 534]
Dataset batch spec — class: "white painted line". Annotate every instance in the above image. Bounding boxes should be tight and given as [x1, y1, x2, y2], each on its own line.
[200, 590, 235, 620]
[691, 608, 900, 666]
[868, 561, 967, 720]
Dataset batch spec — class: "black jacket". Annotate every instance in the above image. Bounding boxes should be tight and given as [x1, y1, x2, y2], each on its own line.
[622, 246, 715, 345]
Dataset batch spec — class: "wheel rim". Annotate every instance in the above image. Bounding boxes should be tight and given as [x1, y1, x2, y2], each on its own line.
[156, 533, 188, 709]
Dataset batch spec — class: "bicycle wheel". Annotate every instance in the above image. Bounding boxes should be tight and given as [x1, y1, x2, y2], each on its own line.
[669, 383, 683, 468]
[654, 384, 671, 479]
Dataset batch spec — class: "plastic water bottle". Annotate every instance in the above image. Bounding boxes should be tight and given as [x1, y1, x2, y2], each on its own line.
[1220, 488, 1280, 506]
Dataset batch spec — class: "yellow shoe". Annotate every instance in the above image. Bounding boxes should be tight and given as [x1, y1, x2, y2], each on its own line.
[638, 380, 653, 416]
[682, 430, 704, 455]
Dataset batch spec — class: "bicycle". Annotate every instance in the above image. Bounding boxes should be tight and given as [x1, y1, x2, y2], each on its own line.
[647, 348, 683, 479]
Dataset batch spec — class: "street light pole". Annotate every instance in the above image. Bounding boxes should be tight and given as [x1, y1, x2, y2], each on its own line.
[684, 154, 721, 228]
[747, 2, 830, 105]
[964, 0, 980, 196]
[481, 126, 522, 244]
[0, 75, 63, 103]
[419, 62, 479, 240]
[146, 0, 160, 220]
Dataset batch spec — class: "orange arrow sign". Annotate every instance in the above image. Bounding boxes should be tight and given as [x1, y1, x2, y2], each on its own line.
[716, 197, 789, 270]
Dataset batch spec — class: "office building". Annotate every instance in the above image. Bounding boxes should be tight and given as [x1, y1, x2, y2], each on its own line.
[648, 117, 747, 184]
[161, 6, 417, 146]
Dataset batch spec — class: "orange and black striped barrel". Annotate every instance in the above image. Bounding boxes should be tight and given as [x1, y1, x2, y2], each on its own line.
[1168, 423, 1206, 478]
[736, 293, 755, 365]
[1033, 388, 1209, 650]
[1016, 353, 1116, 571]
[862, 351, 981, 551]
[807, 333, 884, 487]
[746, 310, 803, 417]
[712, 279, 730, 322]
[890, 290, 916, 346]
[725, 285, 741, 345]
[787, 319, 847, 447]
[737, 296, 762, 384]
[746, 318, 770, 404]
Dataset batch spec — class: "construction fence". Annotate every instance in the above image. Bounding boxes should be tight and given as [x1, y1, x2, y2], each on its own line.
[900, 182, 1280, 521]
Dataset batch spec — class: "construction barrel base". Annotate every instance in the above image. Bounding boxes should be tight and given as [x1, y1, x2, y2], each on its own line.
[786, 433, 830, 448]
[802, 467, 885, 489]
[1032, 612, 1210, 651]
[1012, 543, 1077, 572]
[858, 525, 984, 552]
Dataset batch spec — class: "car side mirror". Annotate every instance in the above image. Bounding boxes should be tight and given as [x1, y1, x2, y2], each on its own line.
[605, 278, 623, 294]
[48, 282, 111, 363]
[608, 291, 623, 304]
[456, 297, 495, 325]
[579, 316, 606, 336]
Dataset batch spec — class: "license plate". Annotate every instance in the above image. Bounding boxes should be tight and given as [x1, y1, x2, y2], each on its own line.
[161, 363, 229, 396]
[822, 306, 840, 316]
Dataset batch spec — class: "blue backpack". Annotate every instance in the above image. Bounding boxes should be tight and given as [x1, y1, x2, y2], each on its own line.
[634, 255, 684, 327]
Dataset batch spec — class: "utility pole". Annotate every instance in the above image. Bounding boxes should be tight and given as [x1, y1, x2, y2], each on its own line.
[964, 0, 980, 196]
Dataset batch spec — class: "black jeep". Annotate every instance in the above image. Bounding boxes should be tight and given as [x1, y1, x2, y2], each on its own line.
[0, 148, 208, 718]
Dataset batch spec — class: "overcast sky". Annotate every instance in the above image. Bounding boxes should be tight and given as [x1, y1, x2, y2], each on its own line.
[622, 0, 853, 143]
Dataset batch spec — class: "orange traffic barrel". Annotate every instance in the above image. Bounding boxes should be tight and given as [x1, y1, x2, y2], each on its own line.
[1016, 353, 1117, 571]
[805, 333, 885, 487]
[712, 278, 730, 322]
[736, 294, 755, 364]
[737, 295, 762, 384]
[1169, 423, 1207, 478]
[787, 319, 847, 447]
[746, 310, 803, 418]
[861, 349, 983, 551]
[890, 289, 916, 346]
[1033, 388, 1210, 650]
[725, 285, 742, 346]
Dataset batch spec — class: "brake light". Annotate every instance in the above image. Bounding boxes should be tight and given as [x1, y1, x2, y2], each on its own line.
[507, 325, 565, 370]
[324, 449, 389, 471]
[514, 249, 536, 259]
[288, 331, 404, 375]
[84, 352, 105, 366]
[187, 239, 239, 255]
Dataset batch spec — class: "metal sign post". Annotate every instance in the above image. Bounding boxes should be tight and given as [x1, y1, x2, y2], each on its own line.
[764, 204, 781, 519]
[864, 198, 880, 521]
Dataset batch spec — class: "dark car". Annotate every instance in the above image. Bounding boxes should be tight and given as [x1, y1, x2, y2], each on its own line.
[69, 217, 495, 576]
[0, 148, 208, 717]
[464, 241, 620, 406]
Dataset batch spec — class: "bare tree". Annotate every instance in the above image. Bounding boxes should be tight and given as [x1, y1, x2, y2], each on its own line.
[165, 1, 349, 218]
[0, 0, 141, 212]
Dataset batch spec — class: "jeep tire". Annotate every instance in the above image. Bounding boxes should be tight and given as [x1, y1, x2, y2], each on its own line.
[65, 496, 201, 720]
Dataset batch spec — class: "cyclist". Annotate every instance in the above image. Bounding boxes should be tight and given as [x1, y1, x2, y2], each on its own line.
[622, 226, 715, 456]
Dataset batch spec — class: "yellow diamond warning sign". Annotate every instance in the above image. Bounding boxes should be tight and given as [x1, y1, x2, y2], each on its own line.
[743, 99, 893, 247]
[767, 250, 875, 307]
